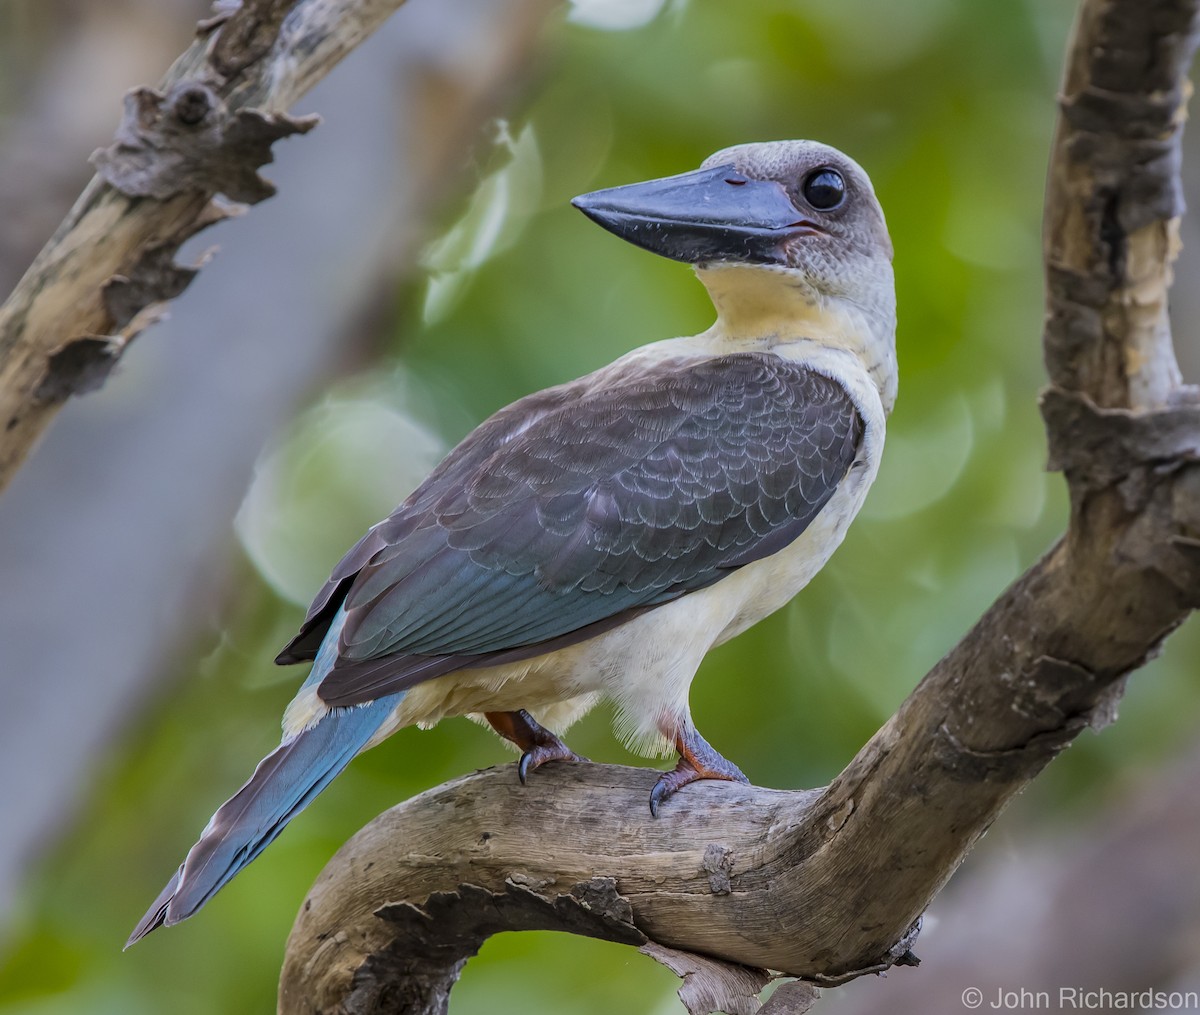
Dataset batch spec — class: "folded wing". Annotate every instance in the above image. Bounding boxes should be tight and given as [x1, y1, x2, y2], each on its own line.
[277, 353, 864, 706]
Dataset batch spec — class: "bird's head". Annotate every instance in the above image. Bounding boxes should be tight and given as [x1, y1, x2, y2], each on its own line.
[573, 140, 897, 407]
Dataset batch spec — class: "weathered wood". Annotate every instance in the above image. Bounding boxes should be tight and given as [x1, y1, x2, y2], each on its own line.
[819, 741, 1200, 1014]
[0, 0, 410, 491]
[1043, 0, 1199, 410]
[279, 0, 1200, 1011]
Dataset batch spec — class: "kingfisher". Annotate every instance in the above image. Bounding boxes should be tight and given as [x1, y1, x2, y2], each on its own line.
[128, 139, 896, 944]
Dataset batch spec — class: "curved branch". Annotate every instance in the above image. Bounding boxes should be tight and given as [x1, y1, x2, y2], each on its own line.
[0, 0, 410, 492]
[282, 0, 1200, 1011]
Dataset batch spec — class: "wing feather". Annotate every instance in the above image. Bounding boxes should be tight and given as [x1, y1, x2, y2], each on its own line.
[276, 353, 865, 705]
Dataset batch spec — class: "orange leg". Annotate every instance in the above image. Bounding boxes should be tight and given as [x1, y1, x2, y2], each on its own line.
[484, 709, 587, 783]
[649, 722, 749, 817]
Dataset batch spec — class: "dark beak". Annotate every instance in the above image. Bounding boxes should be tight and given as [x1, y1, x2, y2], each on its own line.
[571, 163, 818, 266]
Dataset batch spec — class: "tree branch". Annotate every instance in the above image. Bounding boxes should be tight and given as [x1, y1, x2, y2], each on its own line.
[279, 0, 1200, 1011]
[0, 0, 410, 492]
[821, 741, 1200, 1013]
[1044, 0, 1199, 410]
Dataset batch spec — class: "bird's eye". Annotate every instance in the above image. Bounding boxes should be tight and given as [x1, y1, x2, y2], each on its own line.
[802, 168, 845, 210]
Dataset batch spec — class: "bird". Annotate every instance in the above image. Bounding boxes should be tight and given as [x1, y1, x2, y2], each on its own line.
[127, 139, 897, 946]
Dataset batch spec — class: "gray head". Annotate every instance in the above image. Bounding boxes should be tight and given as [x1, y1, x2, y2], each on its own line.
[572, 139, 893, 305]
[574, 140, 898, 412]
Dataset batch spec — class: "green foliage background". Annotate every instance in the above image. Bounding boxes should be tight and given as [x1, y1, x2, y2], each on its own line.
[3, 1, 1198, 1012]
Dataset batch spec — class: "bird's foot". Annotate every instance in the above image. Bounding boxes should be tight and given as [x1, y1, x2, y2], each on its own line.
[517, 740, 588, 784]
[484, 709, 587, 784]
[650, 726, 748, 817]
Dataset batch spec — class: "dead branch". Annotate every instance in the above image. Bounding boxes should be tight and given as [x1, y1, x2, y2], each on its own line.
[0, 0, 412, 492]
[279, 0, 1200, 1011]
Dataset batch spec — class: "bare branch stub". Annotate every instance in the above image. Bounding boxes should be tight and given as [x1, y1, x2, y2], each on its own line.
[91, 83, 318, 204]
[212, 0, 299, 77]
[280, 1, 1200, 1012]
[640, 943, 772, 1015]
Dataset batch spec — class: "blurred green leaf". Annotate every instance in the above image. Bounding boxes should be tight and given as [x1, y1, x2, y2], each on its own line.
[235, 372, 445, 606]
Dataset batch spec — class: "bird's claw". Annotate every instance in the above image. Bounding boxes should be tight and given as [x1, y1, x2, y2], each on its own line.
[485, 709, 586, 784]
[517, 743, 587, 784]
[649, 731, 749, 816]
[648, 767, 690, 817]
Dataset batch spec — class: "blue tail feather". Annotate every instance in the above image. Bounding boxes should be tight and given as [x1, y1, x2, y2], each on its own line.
[126, 693, 400, 947]
[127, 607, 402, 947]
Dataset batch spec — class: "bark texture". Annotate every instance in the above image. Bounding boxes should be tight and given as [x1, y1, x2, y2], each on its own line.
[279, 0, 1200, 1011]
[0, 0, 411, 490]
[823, 740, 1200, 1013]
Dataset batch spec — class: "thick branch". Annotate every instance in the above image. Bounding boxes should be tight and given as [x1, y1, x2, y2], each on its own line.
[0, 0, 409, 492]
[280, 0, 1200, 1011]
[824, 742, 1200, 1014]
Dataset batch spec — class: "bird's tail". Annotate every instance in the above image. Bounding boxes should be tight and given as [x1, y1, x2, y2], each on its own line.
[126, 690, 401, 947]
